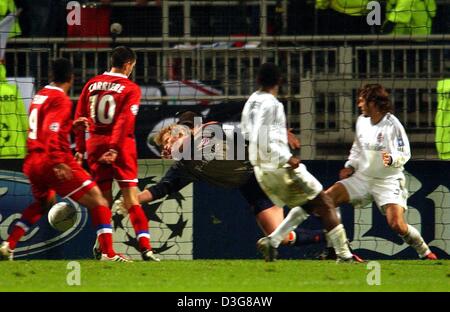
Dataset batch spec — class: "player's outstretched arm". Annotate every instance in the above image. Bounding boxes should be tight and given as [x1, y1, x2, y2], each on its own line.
[138, 189, 154, 203]
[142, 163, 194, 204]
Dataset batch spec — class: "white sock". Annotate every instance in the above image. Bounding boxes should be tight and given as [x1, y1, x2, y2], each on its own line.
[268, 206, 309, 248]
[326, 224, 352, 259]
[401, 224, 431, 258]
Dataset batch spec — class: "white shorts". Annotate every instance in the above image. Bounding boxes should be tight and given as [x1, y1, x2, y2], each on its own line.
[338, 171, 408, 214]
[253, 163, 323, 208]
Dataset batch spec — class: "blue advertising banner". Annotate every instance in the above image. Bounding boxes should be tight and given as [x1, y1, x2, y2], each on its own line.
[1, 160, 449, 260]
[0, 164, 94, 259]
[193, 160, 450, 260]
[0, 159, 192, 260]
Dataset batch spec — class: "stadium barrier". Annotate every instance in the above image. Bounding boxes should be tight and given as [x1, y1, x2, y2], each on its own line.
[5, 39, 450, 159]
[1, 159, 449, 260]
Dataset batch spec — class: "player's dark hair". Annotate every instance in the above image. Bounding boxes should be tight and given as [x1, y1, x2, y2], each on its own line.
[358, 83, 393, 114]
[50, 58, 73, 84]
[257, 63, 282, 89]
[111, 46, 137, 68]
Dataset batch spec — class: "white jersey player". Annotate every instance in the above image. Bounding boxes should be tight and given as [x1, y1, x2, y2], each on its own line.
[241, 63, 361, 262]
[325, 83, 437, 260]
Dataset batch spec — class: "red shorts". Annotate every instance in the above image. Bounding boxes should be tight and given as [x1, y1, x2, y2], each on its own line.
[86, 135, 138, 191]
[23, 153, 96, 202]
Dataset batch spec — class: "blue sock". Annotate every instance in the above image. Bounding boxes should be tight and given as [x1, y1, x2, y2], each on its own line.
[291, 228, 325, 246]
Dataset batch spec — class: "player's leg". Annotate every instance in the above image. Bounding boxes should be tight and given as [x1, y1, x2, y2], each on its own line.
[384, 204, 437, 259]
[0, 190, 55, 260]
[324, 182, 351, 206]
[321, 175, 372, 261]
[75, 186, 120, 260]
[54, 160, 128, 262]
[115, 139, 159, 261]
[302, 191, 358, 262]
[373, 176, 437, 260]
[1, 156, 56, 260]
[111, 187, 151, 216]
[283, 165, 355, 261]
[252, 166, 311, 255]
[240, 174, 324, 247]
[120, 186, 159, 261]
[255, 206, 324, 246]
[319, 182, 352, 258]
[102, 188, 114, 207]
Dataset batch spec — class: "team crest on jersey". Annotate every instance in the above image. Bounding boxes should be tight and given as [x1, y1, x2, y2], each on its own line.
[49, 122, 60, 132]
[377, 132, 383, 143]
[397, 133, 405, 147]
[130, 105, 139, 116]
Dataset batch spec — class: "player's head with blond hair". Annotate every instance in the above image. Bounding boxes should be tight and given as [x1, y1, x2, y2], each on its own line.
[111, 46, 137, 77]
[358, 84, 393, 115]
[154, 124, 191, 159]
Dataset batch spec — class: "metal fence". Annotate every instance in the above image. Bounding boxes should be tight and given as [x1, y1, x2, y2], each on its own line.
[5, 36, 450, 159]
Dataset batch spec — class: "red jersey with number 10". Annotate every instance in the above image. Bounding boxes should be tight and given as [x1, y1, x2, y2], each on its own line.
[27, 85, 73, 166]
[75, 72, 141, 153]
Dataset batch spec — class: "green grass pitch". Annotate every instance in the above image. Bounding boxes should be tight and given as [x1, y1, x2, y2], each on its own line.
[0, 260, 448, 292]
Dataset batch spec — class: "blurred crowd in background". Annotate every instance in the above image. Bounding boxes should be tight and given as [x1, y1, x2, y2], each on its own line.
[2, 0, 449, 41]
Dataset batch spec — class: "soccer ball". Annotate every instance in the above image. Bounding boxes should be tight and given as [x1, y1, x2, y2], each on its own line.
[48, 202, 77, 232]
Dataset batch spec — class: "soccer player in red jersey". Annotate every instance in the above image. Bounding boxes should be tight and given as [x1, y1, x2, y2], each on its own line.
[74, 46, 158, 261]
[0, 58, 128, 262]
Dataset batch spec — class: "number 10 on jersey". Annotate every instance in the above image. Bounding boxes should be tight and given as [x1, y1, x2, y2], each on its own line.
[89, 94, 116, 125]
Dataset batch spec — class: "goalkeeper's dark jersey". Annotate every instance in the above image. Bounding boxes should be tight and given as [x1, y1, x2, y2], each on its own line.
[148, 122, 254, 200]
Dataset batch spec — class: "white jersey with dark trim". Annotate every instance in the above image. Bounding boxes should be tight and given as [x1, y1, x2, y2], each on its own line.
[345, 113, 411, 179]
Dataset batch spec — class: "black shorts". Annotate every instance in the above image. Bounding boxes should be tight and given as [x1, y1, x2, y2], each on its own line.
[238, 173, 274, 215]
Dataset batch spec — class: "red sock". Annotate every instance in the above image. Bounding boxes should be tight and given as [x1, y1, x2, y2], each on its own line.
[89, 205, 114, 257]
[128, 204, 151, 251]
[8, 202, 44, 249]
[7, 226, 26, 250]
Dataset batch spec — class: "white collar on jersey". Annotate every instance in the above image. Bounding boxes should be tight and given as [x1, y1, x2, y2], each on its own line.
[44, 85, 64, 93]
[103, 71, 128, 79]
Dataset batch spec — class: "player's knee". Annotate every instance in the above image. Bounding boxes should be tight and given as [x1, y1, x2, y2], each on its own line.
[84, 187, 109, 208]
[95, 196, 109, 208]
[313, 192, 335, 216]
[388, 217, 406, 234]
